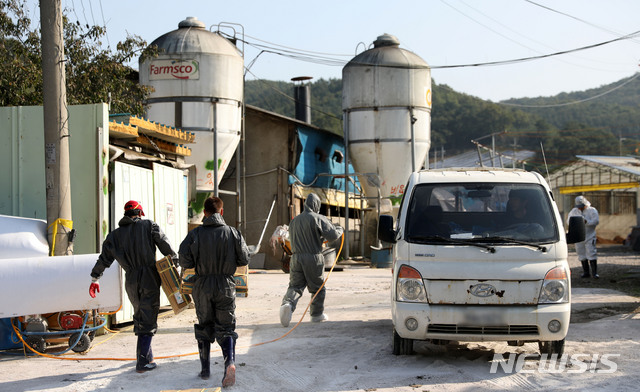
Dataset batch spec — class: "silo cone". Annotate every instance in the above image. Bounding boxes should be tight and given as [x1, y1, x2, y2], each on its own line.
[342, 34, 431, 213]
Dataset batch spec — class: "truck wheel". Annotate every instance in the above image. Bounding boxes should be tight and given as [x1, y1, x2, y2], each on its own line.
[538, 339, 565, 356]
[393, 328, 414, 355]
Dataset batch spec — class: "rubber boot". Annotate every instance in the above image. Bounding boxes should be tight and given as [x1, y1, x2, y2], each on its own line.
[136, 334, 157, 373]
[280, 303, 292, 327]
[590, 260, 599, 279]
[197, 340, 211, 380]
[220, 337, 236, 388]
[580, 259, 591, 278]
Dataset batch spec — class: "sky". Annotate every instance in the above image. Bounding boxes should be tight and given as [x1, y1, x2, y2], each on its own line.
[23, 0, 640, 102]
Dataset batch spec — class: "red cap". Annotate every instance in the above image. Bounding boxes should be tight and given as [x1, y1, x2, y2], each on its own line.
[124, 200, 145, 216]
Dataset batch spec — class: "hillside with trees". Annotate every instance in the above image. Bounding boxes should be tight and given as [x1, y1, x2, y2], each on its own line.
[246, 73, 640, 172]
[503, 74, 640, 135]
[245, 78, 545, 151]
[503, 74, 640, 167]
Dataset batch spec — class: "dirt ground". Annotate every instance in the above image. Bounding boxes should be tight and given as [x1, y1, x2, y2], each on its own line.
[1, 246, 639, 392]
[570, 244, 640, 297]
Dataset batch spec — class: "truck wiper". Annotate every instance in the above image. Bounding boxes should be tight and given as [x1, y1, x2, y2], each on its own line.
[475, 236, 547, 252]
[408, 235, 496, 253]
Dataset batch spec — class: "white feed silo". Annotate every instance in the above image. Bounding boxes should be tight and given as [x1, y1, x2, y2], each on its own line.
[139, 17, 243, 193]
[342, 33, 431, 211]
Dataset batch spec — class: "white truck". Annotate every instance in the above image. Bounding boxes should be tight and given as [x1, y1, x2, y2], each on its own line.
[378, 168, 585, 356]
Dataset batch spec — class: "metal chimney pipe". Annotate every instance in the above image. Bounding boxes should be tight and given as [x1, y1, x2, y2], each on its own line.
[292, 76, 312, 124]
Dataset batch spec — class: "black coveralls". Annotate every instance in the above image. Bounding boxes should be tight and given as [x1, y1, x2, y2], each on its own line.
[91, 216, 177, 335]
[178, 213, 250, 344]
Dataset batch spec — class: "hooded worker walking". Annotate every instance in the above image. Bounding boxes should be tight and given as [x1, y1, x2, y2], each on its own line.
[89, 200, 178, 372]
[179, 196, 250, 388]
[567, 195, 600, 278]
[279, 193, 344, 327]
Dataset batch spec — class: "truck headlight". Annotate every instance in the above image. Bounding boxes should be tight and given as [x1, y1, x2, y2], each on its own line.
[397, 265, 427, 302]
[405, 317, 419, 331]
[538, 267, 569, 304]
[548, 319, 562, 333]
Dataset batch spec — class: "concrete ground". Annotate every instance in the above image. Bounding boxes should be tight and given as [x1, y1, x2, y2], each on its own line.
[0, 249, 638, 392]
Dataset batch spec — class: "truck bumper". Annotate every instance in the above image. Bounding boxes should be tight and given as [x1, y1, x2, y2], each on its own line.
[392, 301, 570, 342]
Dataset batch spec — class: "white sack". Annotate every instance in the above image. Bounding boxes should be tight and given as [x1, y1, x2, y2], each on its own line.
[0, 254, 121, 317]
[0, 214, 49, 258]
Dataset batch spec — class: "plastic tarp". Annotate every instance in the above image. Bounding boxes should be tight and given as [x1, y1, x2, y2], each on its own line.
[0, 215, 49, 259]
[0, 215, 121, 317]
[0, 254, 121, 317]
[291, 126, 362, 194]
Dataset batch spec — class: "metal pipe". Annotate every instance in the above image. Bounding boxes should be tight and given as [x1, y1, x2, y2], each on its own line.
[476, 144, 484, 167]
[293, 83, 312, 124]
[254, 195, 277, 254]
[376, 187, 381, 248]
[360, 196, 364, 257]
[236, 105, 242, 229]
[343, 111, 350, 260]
[410, 107, 416, 172]
[489, 133, 496, 167]
[213, 104, 218, 197]
[241, 72, 247, 234]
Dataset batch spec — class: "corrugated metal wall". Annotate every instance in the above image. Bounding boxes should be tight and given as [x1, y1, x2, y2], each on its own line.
[1, 105, 188, 324]
[0, 104, 109, 254]
[110, 161, 188, 324]
[152, 162, 188, 256]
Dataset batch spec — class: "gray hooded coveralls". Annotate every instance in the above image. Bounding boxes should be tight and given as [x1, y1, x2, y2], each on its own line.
[91, 216, 177, 335]
[178, 213, 250, 343]
[281, 193, 343, 317]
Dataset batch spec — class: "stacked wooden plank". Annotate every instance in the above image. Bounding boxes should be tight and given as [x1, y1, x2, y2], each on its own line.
[108, 115, 195, 157]
[129, 116, 196, 144]
[108, 121, 139, 139]
[134, 135, 193, 156]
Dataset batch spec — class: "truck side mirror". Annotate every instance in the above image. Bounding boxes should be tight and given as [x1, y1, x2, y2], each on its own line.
[566, 216, 586, 244]
[378, 214, 397, 244]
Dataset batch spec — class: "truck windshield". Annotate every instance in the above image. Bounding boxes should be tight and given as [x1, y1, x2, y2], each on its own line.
[405, 183, 558, 244]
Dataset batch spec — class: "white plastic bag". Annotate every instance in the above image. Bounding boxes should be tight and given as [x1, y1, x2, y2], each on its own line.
[269, 224, 289, 255]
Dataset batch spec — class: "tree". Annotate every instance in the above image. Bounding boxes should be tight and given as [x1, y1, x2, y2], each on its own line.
[531, 122, 618, 173]
[0, 0, 42, 106]
[0, 0, 155, 115]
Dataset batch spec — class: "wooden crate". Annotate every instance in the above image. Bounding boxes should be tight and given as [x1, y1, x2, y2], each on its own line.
[156, 256, 191, 314]
[234, 265, 248, 297]
[180, 268, 196, 295]
[178, 266, 247, 297]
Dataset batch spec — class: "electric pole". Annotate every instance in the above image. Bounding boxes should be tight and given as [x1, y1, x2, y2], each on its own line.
[41, 0, 73, 255]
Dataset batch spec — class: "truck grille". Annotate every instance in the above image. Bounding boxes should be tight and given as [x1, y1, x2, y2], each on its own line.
[427, 324, 539, 335]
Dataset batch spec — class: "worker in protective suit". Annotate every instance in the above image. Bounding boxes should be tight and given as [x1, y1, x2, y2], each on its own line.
[567, 195, 600, 278]
[89, 200, 178, 373]
[179, 196, 250, 388]
[279, 193, 344, 327]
